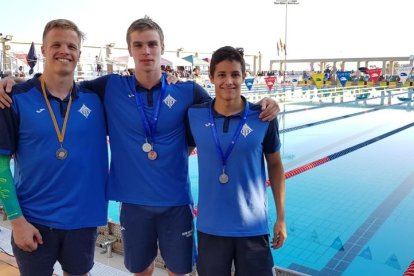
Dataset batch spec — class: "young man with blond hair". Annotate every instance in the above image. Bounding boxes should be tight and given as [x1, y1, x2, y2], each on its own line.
[0, 19, 108, 276]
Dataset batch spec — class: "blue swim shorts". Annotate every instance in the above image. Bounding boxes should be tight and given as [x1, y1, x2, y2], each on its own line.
[12, 223, 97, 276]
[120, 203, 194, 274]
[196, 231, 274, 276]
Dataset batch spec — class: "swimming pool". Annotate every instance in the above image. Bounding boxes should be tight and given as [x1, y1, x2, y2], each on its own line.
[265, 104, 414, 275]
[11, 95, 414, 275]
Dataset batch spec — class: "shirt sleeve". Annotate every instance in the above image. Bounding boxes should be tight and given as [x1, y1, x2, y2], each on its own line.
[185, 110, 196, 147]
[0, 106, 19, 155]
[263, 118, 281, 154]
[192, 82, 212, 105]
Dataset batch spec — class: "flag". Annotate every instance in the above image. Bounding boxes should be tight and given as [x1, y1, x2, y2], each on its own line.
[245, 78, 254, 91]
[26, 42, 37, 75]
[336, 71, 351, 87]
[366, 68, 382, 84]
[279, 38, 284, 54]
[311, 73, 325, 88]
[395, 66, 412, 83]
[264, 76, 277, 91]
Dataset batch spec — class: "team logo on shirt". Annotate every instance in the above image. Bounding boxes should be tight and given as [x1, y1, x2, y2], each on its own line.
[163, 94, 176, 108]
[78, 104, 92, 118]
[36, 108, 45, 113]
[241, 123, 252, 137]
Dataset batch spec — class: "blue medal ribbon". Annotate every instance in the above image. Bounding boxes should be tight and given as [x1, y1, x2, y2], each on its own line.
[128, 75, 167, 145]
[208, 99, 250, 177]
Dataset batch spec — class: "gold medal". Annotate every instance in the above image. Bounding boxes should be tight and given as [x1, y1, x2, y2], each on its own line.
[56, 148, 68, 160]
[148, 150, 158, 160]
[40, 77, 72, 160]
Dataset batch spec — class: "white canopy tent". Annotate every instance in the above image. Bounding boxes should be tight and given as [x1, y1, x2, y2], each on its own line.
[163, 56, 192, 67]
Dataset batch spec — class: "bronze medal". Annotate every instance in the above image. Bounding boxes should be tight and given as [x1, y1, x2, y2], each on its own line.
[148, 150, 158, 160]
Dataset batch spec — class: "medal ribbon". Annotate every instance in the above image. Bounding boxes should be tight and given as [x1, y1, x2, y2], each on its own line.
[129, 75, 167, 144]
[208, 100, 250, 170]
[40, 77, 72, 146]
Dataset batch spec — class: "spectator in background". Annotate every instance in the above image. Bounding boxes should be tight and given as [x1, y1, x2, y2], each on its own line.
[191, 66, 205, 87]
[95, 55, 102, 76]
[14, 66, 25, 78]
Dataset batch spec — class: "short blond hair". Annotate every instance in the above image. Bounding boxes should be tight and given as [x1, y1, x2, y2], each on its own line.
[42, 19, 85, 44]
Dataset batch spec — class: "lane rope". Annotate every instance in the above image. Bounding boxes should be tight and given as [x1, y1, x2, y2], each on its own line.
[282, 122, 414, 180]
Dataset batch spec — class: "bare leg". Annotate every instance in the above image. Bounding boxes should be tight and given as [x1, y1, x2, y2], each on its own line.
[166, 269, 188, 276]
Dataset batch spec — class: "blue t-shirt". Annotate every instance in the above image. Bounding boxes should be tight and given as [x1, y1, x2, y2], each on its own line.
[81, 74, 210, 206]
[0, 77, 108, 229]
[187, 98, 281, 237]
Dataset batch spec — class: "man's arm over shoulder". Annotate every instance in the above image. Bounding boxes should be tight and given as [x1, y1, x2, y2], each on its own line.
[192, 82, 211, 105]
[79, 75, 113, 99]
[0, 77, 17, 108]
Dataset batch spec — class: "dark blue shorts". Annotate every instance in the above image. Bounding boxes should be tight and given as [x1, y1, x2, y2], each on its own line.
[196, 231, 274, 276]
[11, 223, 97, 276]
[120, 203, 194, 274]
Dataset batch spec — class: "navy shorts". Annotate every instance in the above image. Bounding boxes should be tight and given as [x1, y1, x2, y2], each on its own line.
[120, 203, 194, 274]
[11, 223, 97, 276]
[196, 231, 274, 276]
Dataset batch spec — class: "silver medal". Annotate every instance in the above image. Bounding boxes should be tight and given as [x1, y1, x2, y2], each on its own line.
[142, 142, 152, 153]
[219, 173, 229, 184]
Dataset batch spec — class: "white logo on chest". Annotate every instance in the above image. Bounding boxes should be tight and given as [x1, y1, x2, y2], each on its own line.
[163, 94, 176, 108]
[241, 123, 253, 137]
[78, 104, 92, 118]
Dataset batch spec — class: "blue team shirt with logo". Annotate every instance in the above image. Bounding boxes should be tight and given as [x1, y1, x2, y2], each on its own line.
[81, 74, 210, 206]
[187, 99, 281, 237]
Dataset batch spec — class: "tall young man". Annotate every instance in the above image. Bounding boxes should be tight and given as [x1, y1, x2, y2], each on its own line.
[0, 19, 108, 276]
[187, 46, 286, 276]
